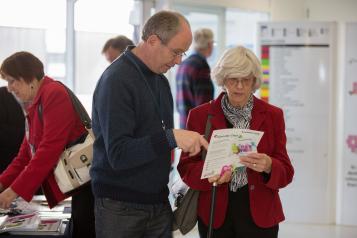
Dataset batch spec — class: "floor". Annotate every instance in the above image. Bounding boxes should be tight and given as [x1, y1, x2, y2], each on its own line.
[173, 222, 357, 238]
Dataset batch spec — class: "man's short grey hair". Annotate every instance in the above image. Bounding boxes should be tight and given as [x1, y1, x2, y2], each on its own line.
[193, 28, 214, 51]
[211, 46, 262, 90]
[141, 10, 190, 45]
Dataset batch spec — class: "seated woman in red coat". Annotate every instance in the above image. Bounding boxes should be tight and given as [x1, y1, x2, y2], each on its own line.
[177, 46, 294, 238]
[0, 51, 95, 238]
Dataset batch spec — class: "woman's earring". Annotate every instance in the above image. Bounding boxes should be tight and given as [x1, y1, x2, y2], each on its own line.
[30, 85, 34, 89]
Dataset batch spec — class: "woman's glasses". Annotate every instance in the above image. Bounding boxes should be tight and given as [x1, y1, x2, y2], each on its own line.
[226, 77, 253, 87]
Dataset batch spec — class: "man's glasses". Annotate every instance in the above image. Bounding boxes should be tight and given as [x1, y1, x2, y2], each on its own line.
[156, 35, 187, 58]
[226, 77, 253, 87]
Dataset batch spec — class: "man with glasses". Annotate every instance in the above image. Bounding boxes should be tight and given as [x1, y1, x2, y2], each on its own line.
[91, 10, 208, 238]
[176, 28, 215, 129]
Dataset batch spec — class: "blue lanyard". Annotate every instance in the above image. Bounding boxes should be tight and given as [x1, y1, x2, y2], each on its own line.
[124, 51, 166, 130]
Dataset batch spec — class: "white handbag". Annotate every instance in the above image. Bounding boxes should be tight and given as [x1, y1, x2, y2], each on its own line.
[37, 82, 95, 194]
[54, 129, 94, 194]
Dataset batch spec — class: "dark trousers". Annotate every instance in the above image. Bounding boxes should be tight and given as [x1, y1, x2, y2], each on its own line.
[94, 198, 173, 238]
[198, 185, 279, 238]
[71, 184, 95, 238]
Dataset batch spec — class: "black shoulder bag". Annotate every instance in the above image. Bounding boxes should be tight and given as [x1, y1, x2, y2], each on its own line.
[172, 107, 213, 235]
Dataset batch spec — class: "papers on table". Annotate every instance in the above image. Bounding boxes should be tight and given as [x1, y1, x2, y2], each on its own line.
[201, 129, 264, 179]
[0, 212, 40, 234]
[9, 218, 64, 235]
[0, 196, 71, 235]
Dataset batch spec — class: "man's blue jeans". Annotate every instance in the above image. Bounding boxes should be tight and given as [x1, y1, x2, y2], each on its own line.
[95, 198, 173, 238]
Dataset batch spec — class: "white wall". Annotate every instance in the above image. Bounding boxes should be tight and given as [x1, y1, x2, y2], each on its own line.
[306, 0, 357, 22]
[174, 0, 357, 22]
[270, 0, 306, 20]
[174, 0, 270, 12]
[271, 0, 357, 21]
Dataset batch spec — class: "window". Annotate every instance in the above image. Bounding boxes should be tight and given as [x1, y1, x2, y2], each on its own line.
[74, 0, 134, 96]
[0, 0, 135, 102]
[226, 9, 270, 54]
[0, 0, 66, 85]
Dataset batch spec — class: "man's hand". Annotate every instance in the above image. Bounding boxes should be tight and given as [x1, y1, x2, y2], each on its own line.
[173, 129, 209, 156]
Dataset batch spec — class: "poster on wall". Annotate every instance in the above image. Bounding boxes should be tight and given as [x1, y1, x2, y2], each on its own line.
[258, 22, 336, 224]
[340, 22, 357, 226]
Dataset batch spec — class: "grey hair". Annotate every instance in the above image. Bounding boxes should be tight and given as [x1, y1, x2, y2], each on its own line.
[211, 46, 262, 90]
[193, 28, 214, 51]
[141, 10, 190, 45]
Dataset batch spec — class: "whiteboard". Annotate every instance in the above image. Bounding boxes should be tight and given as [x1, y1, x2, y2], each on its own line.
[258, 22, 336, 224]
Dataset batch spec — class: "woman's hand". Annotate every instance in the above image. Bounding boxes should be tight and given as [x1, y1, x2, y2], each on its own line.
[0, 187, 18, 209]
[240, 152, 272, 173]
[208, 169, 232, 185]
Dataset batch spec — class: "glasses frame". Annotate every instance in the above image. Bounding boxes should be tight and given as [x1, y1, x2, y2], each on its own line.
[156, 35, 187, 58]
[225, 77, 254, 87]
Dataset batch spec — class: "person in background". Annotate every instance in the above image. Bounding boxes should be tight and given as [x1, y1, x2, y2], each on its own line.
[102, 35, 134, 63]
[0, 51, 95, 238]
[178, 46, 294, 238]
[176, 28, 215, 129]
[0, 86, 25, 173]
[91, 10, 208, 238]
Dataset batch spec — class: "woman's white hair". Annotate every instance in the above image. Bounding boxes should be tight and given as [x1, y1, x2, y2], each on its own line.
[193, 28, 214, 51]
[211, 46, 262, 90]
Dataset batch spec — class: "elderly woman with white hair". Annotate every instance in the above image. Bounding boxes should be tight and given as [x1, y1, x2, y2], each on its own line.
[177, 46, 294, 238]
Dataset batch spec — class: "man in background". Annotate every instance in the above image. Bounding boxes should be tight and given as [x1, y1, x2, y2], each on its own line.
[102, 35, 134, 63]
[176, 28, 215, 128]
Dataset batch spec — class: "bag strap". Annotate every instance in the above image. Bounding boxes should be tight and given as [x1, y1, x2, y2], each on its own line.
[37, 82, 91, 130]
[58, 82, 92, 130]
[200, 100, 213, 161]
[33, 82, 92, 154]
